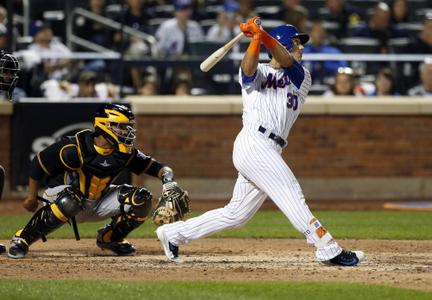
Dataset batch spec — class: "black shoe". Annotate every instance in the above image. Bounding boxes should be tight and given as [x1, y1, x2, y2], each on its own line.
[96, 227, 136, 256]
[96, 239, 136, 256]
[7, 237, 29, 259]
[324, 250, 364, 266]
[0, 243, 5, 254]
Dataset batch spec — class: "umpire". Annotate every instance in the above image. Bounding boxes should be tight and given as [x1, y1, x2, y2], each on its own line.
[7, 103, 188, 258]
[0, 50, 20, 254]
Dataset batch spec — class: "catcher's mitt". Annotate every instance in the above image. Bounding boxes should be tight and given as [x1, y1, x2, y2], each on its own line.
[152, 183, 190, 226]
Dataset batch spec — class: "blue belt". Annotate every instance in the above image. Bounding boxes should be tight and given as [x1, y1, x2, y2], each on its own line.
[258, 126, 286, 147]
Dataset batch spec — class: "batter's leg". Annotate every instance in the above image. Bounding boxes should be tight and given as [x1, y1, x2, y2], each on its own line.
[235, 135, 342, 261]
[160, 173, 267, 246]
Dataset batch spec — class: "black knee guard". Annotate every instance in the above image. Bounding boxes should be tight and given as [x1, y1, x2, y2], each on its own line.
[54, 187, 86, 219]
[15, 187, 85, 246]
[118, 185, 153, 221]
[98, 185, 152, 243]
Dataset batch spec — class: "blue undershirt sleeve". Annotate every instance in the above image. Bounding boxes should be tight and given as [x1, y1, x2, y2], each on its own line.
[283, 61, 305, 89]
[241, 69, 258, 84]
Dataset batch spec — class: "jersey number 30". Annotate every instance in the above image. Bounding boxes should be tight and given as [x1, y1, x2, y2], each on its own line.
[287, 92, 298, 111]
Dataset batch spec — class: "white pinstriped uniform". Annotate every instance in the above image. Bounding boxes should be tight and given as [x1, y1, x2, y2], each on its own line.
[162, 62, 342, 261]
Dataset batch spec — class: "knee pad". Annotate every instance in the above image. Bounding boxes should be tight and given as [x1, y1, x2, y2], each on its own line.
[118, 185, 152, 220]
[53, 187, 86, 221]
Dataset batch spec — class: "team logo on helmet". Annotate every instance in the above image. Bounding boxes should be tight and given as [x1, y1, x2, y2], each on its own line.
[94, 104, 136, 154]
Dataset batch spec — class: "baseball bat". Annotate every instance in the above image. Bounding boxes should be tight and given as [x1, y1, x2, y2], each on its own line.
[200, 32, 244, 72]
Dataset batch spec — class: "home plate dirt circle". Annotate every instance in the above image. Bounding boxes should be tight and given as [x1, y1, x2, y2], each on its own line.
[0, 238, 431, 291]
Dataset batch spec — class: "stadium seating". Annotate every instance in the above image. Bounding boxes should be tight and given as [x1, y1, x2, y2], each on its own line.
[338, 37, 380, 54]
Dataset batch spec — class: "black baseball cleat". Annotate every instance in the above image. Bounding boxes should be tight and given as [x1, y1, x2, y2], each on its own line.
[324, 250, 365, 266]
[96, 239, 136, 256]
[96, 228, 136, 256]
[7, 237, 29, 259]
[0, 243, 6, 254]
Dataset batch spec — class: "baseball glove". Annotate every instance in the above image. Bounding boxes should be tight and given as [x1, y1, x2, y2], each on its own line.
[152, 183, 190, 226]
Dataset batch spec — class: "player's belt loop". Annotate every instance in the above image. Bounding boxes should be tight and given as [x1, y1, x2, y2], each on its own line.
[258, 126, 286, 148]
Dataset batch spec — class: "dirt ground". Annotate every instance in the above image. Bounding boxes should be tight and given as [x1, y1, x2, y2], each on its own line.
[1, 199, 431, 291]
[0, 238, 431, 291]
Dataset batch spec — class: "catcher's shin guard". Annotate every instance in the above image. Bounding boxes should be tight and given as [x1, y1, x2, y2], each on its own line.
[96, 186, 152, 255]
[8, 204, 66, 258]
[8, 187, 85, 259]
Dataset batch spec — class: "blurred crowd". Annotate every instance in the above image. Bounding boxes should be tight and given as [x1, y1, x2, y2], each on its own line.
[0, 0, 430, 100]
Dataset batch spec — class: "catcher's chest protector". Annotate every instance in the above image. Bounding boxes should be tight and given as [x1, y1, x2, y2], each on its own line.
[67, 130, 133, 200]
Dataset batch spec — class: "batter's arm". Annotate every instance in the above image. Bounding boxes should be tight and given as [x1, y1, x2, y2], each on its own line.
[261, 31, 295, 68]
[239, 17, 261, 77]
[240, 34, 260, 76]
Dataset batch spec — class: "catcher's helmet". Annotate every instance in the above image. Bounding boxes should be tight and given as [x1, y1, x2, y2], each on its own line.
[94, 103, 136, 154]
[268, 24, 309, 55]
[0, 51, 20, 100]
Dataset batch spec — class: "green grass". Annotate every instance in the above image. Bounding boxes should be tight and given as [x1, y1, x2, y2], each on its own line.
[0, 211, 430, 240]
[0, 279, 430, 300]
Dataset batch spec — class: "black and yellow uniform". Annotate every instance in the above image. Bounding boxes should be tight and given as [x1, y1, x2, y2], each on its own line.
[8, 103, 174, 258]
[31, 129, 165, 201]
[11, 129, 169, 256]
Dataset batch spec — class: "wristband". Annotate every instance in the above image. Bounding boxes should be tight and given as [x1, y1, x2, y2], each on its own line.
[246, 34, 261, 56]
[261, 31, 278, 50]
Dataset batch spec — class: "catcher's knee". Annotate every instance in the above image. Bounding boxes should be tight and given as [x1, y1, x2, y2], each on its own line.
[52, 187, 85, 221]
[118, 185, 152, 220]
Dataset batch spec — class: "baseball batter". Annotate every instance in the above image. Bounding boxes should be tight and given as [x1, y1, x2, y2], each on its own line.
[157, 17, 364, 266]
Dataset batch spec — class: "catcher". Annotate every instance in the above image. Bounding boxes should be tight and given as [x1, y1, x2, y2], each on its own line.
[7, 103, 189, 259]
[0, 50, 20, 254]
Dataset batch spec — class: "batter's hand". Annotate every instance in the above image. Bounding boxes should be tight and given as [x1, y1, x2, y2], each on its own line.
[23, 196, 38, 212]
[240, 16, 262, 38]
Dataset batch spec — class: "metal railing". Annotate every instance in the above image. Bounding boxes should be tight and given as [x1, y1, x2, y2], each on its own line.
[66, 7, 158, 57]
[10, 51, 429, 62]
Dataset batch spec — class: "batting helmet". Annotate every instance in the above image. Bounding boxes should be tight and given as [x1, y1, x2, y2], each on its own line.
[268, 24, 309, 56]
[0, 51, 20, 100]
[94, 103, 136, 154]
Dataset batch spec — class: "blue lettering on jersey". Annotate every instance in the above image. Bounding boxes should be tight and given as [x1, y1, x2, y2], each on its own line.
[261, 73, 291, 90]
[287, 92, 298, 111]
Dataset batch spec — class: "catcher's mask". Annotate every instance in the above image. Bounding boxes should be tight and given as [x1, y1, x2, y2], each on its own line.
[94, 103, 136, 154]
[0, 51, 20, 100]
